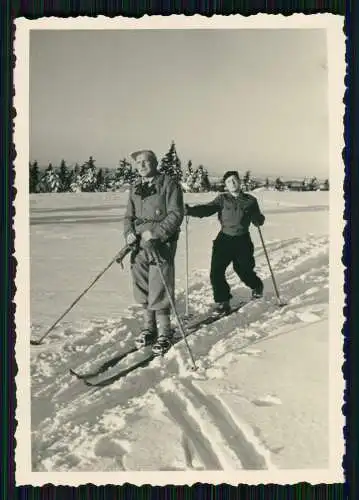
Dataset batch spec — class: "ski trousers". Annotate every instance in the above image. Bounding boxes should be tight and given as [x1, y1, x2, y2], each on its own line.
[210, 231, 263, 303]
[130, 240, 177, 311]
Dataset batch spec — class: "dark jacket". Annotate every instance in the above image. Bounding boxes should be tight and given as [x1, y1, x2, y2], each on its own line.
[124, 173, 184, 243]
[187, 191, 265, 236]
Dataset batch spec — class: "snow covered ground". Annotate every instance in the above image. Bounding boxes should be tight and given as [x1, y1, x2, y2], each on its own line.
[19, 189, 344, 483]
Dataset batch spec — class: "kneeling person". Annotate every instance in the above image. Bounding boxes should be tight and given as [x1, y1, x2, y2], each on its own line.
[124, 149, 184, 354]
[185, 170, 265, 315]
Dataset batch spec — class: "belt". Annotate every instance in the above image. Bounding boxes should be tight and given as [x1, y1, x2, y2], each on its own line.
[134, 217, 158, 226]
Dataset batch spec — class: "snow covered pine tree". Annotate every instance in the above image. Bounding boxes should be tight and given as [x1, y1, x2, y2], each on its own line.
[193, 165, 211, 192]
[80, 156, 98, 192]
[182, 160, 196, 192]
[70, 163, 82, 192]
[41, 163, 60, 193]
[59, 159, 72, 192]
[29, 161, 40, 193]
[159, 141, 182, 181]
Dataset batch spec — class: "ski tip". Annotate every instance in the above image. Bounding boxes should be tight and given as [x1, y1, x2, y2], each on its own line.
[84, 379, 96, 387]
[30, 339, 42, 346]
[69, 369, 99, 380]
[69, 369, 87, 380]
[84, 379, 106, 388]
[277, 301, 288, 307]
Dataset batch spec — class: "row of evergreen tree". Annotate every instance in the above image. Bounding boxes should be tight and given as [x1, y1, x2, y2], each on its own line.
[29, 140, 329, 194]
[29, 141, 212, 194]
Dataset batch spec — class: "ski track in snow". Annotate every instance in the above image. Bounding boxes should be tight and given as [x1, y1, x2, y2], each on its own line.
[30, 229, 329, 472]
[158, 378, 273, 470]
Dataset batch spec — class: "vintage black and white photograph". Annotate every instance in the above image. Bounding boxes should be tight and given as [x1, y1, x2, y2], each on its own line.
[14, 15, 344, 484]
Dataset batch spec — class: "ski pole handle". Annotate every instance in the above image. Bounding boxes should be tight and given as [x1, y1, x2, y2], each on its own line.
[116, 243, 136, 269]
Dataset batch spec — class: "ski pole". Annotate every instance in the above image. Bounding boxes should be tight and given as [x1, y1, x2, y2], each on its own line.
[257, 227, 285, 307]
[152, 248, 197, 371]
[30, 250, 126, 346]
[185, 215, 190, 317]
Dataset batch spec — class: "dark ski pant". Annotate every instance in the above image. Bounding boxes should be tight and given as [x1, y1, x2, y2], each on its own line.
[210, 231, 263, 303]
[130, 240, 177, 311]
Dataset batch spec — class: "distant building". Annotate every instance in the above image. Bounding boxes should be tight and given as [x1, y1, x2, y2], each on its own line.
[286, 180, 306, 191]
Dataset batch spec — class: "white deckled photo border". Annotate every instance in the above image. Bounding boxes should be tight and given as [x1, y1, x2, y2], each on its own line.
[13, 13, 345, 486]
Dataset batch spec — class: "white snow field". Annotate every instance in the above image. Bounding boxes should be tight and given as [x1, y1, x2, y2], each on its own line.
[28, 189, 343, 476]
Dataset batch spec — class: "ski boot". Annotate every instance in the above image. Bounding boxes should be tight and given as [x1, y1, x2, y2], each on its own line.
[134, 328, 157, 349]
[152, 309, 173, 356]
[251, 283, 264, 300]
[152, 334, 173, 356]
[135, 308, 157, 349]
[212, 301, 231, 317]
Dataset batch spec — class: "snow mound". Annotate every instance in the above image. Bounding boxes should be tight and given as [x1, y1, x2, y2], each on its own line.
[296, 311, 321, 323]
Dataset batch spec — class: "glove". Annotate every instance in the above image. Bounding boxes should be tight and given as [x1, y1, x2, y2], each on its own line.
[116, 244, 133, 267]
[126, 232, 137, 245]
[141, 230, 155, 242]
[252, 216, 265, 227]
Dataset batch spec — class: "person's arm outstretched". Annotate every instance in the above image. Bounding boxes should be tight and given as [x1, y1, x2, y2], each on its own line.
[185, 195, 222, 218]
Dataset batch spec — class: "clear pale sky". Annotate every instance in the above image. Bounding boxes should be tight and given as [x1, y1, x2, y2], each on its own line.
[30, 29, 329, 178]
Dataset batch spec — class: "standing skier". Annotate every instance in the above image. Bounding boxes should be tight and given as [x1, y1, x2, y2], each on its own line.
[185, 170, 265, 315]
[124, 149, 184, 354]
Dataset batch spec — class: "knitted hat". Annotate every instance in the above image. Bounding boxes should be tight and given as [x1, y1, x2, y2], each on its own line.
[223, 170, 240, 184]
